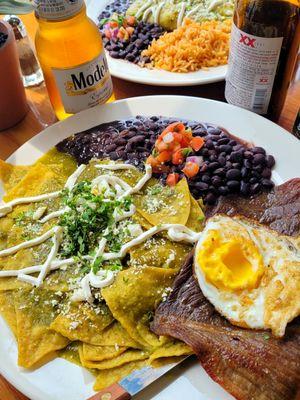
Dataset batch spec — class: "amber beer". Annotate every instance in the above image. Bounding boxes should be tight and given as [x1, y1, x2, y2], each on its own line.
[34, 0, 114, 120]
[225, 0, 300, 121]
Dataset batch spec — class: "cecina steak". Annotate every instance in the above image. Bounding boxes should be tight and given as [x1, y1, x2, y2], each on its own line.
[152, 179, 300, 400]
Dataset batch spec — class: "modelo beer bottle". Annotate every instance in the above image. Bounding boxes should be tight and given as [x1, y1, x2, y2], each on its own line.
[225, 0, 300, 121]
[34, 0, 114, 120]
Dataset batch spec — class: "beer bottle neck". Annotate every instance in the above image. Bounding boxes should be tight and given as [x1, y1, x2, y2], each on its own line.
[34, 0, 85, 22]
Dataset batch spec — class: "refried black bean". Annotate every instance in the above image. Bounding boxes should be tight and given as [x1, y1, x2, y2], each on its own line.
[101, 22, 165, 66]
[56, 116, 275, 204]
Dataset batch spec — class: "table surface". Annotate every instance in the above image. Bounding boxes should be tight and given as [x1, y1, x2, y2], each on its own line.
[0, 11, 299, 400]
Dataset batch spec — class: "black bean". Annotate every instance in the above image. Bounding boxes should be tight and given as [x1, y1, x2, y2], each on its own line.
[266, 155, 275, 168]
[219, 144, 232, 153]
[241, 167, 250, 179]
[261, 168, 272, 179]
[201, 175, 211, 183]
[125, 54, 135, 62]
[218, 186, 229, 195]
[252, 146, 266, 155]
[261, 179, 274, 189]
[207, 128, 222, 135]
[205, 139, 214, 149]
[229, 140, 237, 146]
[253, 153, 266, 165]
[208, 149, 216, 157]
[115, 137, 127, 146]
[195, 182, 209, 191]
[209, 135, 221, 142]
[244, 151, 253, 159]
[208, 162, 220, 170]
[218, 137, 230, 145]
[233, 144, 244, 151]
[249, 177, 258, 184]
[227, 180, 240, 192]
[250, 183, 261, 194]
[230, 151, 243, 163]
[218, 155, 226, 166]
[209, 154, 218, 162]
[225, 161, 232, 169]
[244, 159, 252, 168]
[193, 128, 207, 136]
[211, 176, 222, 187]
[205, 193, 217, 204]
[201, 148, 209, 157]
[200, 164, 208, 173]
[105, 143, 117, 152]
[110, 51, 121, 58]
[109, 151, 119, 160]
[214, 167, 226, 176]
[226, 169, 241, 180]
[232, 162, 241, 169]
[128, 135, 145, 144]
[240, 181, 250, 195]
[253, 165, 263, 173]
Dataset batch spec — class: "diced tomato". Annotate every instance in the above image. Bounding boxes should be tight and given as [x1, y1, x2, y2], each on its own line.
[173, 132, 183, 144]
[161, 122, 185, 138]
[172, 149, 184, 165]
[157, 150, 172, 163]
[147, 155, 170, 173]
[126, 16, 136, 26]
[147, 155, 160, 167]
[126, 26, 135, 35]
[190, 136, 204, 151]
[109, 21, 119, 28]
[166, 173, 179, 187]
[182, 162, 200, 178]
[104, 29, 112, 39]
[156, 140, 169, 152]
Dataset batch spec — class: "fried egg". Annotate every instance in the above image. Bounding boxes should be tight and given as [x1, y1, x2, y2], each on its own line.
[194, 214, 300, 337]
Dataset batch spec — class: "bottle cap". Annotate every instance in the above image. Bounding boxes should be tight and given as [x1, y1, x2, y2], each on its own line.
[34, 0, 84, 21]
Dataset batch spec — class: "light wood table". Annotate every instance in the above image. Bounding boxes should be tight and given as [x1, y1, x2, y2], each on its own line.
[0, 12, 299, 400]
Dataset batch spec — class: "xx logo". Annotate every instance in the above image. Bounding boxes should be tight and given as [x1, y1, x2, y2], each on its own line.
[239, 34, 256, 48]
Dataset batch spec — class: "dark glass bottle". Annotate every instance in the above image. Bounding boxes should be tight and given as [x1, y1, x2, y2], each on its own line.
[225, 0, 300, 122]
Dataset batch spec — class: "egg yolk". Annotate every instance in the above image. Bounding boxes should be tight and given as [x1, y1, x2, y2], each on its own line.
[197, 230, 264, 291]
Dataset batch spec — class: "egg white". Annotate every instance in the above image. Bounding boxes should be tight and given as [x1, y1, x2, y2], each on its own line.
[194, 215, 300, 337]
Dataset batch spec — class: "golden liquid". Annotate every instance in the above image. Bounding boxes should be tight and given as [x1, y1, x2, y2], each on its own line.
[35, 5, 115, 121]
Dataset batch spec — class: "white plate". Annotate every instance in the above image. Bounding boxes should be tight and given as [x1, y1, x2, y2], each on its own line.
[86, 0, 228, 86]
[1, 96, 299, 400]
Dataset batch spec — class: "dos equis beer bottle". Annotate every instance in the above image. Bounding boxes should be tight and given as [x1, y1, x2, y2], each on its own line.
[35, 0, 114, 120]
[225, 0, 299, 121]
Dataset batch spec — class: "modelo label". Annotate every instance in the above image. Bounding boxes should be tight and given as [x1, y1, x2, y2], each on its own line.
[34, 0, 84, 21]
[225, 24, 283, 115]
[52, 52, 113, 114]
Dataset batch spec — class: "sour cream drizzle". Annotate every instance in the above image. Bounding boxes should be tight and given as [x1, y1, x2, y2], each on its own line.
[134, 0, 221, 27]
[0, 161, 201, 302]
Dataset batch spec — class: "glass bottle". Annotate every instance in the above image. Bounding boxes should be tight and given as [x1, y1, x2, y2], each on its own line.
[34, 0, 114, 120]
[225, 0, 300, 122]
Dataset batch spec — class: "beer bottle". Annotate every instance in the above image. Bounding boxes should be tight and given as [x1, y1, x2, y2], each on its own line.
[34, 0, 114, 120]
[225, 0, 300, 121]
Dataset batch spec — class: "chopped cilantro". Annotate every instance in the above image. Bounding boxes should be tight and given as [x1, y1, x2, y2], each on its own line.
[92, 256, 103, 274]
[263, 334, 270, 340]
[59, 180, 132, 258]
